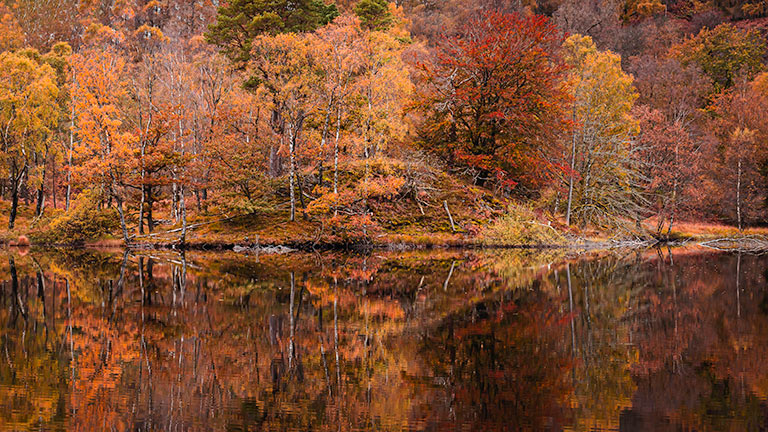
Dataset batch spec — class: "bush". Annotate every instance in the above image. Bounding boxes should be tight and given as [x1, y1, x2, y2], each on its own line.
[481, 204, 564, 246]
[30, 191, 120, 245]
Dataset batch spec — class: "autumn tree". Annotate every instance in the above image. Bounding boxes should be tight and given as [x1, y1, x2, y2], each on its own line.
[562, 34, 642, 228]
[415, 11, 569, 190]
[248, 33, 324, 221]
[312, 14, 364, 194]
[70, 44, 135, 242]
[627, 55, 711, 126]
[0, 49, 59, 230]
[673, 24, 766, 93]
[0, 4, 24, 52]
[624, 0, 666, 18]
[32, 42, 73, 217]
[307, 11, 412, 232]
[353, 10, 412, 175]
[709, 75, 768, 228]
[634, 105, 699, 236]
[7, 0, 83, 50]
[742, 1, 768, 17]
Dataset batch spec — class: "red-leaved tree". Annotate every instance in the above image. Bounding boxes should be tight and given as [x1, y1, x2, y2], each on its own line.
[414, 10, 569, 190]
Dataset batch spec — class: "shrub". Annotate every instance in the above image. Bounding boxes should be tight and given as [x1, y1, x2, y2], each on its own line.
[30, 191, 120, 245]
[481, 204, 563, 246]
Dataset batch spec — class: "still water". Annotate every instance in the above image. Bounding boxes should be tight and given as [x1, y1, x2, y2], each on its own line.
[0, 247, 766, 431]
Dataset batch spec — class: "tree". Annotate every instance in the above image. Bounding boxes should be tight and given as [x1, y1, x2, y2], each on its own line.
[709, 76, 768, 228]
[205, 0, 339, 64]
[33, 42, 72, 217]
[70, 46, 135, 242]
[562, 34, 642, 228]
[624, 0, 666, 18]
[354, 0, 394, 30]
[0, 4, 24, 52]
[312, 14, 364, 194]
[307, 11, 412, 229]
[634, 105, 699, 236]
[6, 0, 82, 50]
[673, 24, 766, 93]
[248, 32, 324, 221]
[415, 11, 569, 190]
[553, 0, 622, 45]
[353, 13, 412, 173]
[627, 55, 711, 126]
[0, 49, 59, 229]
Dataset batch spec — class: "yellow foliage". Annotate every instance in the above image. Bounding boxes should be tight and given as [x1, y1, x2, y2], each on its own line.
[626, 0, 666, 17]
[481, 205, 564, 246]
[0, 4, 24, 52]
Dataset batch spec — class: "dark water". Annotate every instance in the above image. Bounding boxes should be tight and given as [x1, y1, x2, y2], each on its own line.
[0, 247, 767, 431]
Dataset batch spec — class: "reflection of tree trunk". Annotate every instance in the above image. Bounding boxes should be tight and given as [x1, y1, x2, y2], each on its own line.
[443, 260, 456, 292]
[36, 268, 47, 328]
[66, 277, 75, 416]
[736, 252, 741, 319]
[180, 252, 187, 299]
[9, 256, 24, 322]
[334, 277, 341, 394]
[566, 264, 576, 360]
[319, 331, 331, 396]
[117, 250, 128, 293]
[289, 272, 295, 369]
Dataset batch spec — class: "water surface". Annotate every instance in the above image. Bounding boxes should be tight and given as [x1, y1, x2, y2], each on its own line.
[0, 247, 766, 431]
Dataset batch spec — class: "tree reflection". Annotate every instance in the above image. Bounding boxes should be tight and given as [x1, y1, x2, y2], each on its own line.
[0, 248, 767, 430]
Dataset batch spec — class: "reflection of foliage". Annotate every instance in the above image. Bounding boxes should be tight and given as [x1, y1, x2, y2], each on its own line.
[416, 289, 574, 430]
[1, 248, 768, 430]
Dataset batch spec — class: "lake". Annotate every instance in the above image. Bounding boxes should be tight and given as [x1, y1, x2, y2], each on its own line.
[0, 247, 766, 431]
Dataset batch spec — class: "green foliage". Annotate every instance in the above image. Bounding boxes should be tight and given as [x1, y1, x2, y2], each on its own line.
[355, 0, 394, 30]
[30, 191, 120, 245]
[205, 0, 339, 64]
[481, 205, 563, 246]
[674, 24, 766, 93]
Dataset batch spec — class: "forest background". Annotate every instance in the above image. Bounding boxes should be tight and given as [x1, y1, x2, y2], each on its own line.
[2, 0, 768, 248]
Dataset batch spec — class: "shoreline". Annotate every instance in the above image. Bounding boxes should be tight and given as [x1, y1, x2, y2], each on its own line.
[0, 236, 702, 254]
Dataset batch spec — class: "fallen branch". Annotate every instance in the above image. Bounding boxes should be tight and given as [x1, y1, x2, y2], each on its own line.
[700, 235, 768, 253]
[444, 201, 456, 233]
[129, 215, 238, 240]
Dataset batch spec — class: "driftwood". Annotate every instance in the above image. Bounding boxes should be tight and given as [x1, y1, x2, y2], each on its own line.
[700, 235, 768, 253]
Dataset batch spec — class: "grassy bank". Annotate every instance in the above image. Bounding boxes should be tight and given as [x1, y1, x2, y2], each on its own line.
[3, 162, 762, 251]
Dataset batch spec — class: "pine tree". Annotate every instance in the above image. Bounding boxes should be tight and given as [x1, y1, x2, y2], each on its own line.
[206, 0, 339, 64]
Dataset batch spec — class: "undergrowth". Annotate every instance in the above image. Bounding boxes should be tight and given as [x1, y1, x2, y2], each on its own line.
[481, 205, 564, 246]
[30, 191, 120, 245]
